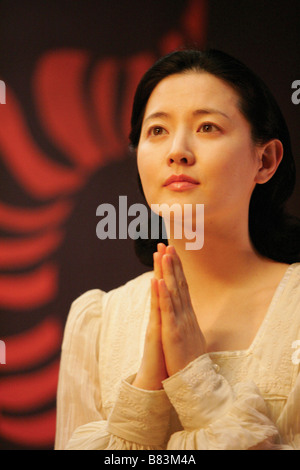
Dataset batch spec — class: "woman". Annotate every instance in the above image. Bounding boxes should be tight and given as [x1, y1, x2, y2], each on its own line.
[55, 49, 300, 450]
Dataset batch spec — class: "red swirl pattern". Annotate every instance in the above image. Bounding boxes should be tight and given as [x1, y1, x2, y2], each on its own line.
[0, 0, 206, 449]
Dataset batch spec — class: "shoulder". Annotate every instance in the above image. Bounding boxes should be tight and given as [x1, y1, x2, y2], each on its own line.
[62, 270, 153, 347]
[288, 263, 300, 316]
[61, 289, 105, 352]
[103, 270, 153, 310]
[275, 263, 300, 318]
[64, 288, 105, 334]
[290, 262, 300, 279]
[278, 263, 300, 337]
[69, 269, 153, 318]
[284, 263, 300, 300]
[101, 270, 153, 331]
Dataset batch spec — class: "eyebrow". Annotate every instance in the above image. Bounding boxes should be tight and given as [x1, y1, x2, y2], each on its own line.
[193, 108, 230, 120]
[143, 108, 230, 123]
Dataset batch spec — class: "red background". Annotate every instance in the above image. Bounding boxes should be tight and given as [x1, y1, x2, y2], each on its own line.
[0, 0, 299, 450]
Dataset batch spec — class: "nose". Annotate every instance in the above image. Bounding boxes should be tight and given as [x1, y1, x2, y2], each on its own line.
[166, 133, 195, 167]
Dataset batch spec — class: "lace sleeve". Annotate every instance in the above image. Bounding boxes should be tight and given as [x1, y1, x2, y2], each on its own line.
[276, 370, 300, 449]
[106, 375, 172, 448]
[64, 375, 173, 450]
[162, 355, 279, 450]
[55, 289, 105, 450]
[55, 290, 172, 450]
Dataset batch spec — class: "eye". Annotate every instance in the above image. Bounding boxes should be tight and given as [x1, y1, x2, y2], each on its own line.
[148, 126, 167, 136]
[198, 123, 220, 133]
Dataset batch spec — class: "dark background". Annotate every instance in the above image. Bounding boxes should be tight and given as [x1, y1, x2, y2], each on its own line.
[0, 0, 299, 450]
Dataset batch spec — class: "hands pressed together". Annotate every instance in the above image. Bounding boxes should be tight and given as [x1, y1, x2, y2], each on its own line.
[132, 243, 207, 390]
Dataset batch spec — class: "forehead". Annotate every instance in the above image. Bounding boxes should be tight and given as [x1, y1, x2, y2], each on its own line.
[143, 71, 241, 119]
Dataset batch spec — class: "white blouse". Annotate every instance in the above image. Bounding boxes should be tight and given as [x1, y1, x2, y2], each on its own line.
[55, 263, 300, 450]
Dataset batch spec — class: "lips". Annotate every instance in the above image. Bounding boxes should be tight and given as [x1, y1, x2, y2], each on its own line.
[163, 174, 199, 191]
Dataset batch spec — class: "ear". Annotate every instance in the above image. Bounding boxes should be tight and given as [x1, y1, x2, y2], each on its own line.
[255, 139, 283, 184]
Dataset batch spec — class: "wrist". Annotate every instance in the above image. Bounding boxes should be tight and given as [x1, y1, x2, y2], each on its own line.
[107, 374, 172, 447]
[132, 374, 165, 391]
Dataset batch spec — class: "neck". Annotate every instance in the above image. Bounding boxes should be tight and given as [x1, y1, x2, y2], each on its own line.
[167, 222, 267, 298]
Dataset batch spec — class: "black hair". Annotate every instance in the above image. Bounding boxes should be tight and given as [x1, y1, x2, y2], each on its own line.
[129, 49, 300, 266]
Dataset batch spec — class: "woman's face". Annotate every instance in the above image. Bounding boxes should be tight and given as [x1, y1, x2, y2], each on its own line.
[137, 71, 263, 228]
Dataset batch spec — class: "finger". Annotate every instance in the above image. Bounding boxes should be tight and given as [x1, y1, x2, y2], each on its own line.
[161, 253, 183, 315]
[154, 243, 167, 279]
[157, 243, 167, 255]
[146, 278, 163, 342]
[133, 278, 168, 390]
[150, 277, 161, 325]
[158, 278, 176, 326]
[166, 245, 193, 310]
[153, 251, 163, 280]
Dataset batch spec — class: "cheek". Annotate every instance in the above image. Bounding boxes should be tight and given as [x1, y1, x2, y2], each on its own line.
[137, 151, 150, 186]
[210, 138, 257, 179]
[203, 143, 258, 201]
[137, 151, 156, 203]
